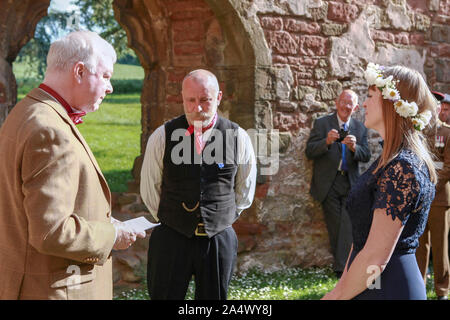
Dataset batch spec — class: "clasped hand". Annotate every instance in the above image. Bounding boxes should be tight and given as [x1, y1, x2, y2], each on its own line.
[326, 129, 357, 152]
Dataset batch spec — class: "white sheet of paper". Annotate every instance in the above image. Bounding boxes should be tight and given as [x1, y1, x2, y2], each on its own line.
[123, 216, 160, 233]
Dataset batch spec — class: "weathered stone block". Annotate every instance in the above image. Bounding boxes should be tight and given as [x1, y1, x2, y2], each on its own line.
[307, 0, 328, 21]
[314, 68, 328, 80]
[409, 33, 425, 46]
[431, 43, 450, 58]
[320, 80, 343, 101]
[394, 32, 409, 45]
[370, 29, 395, 43]
[327, 1, 359, 23]
[295, 85, 317, 101]
[436, 59, 450, 82]
[274, 65, 294, 100]
[431, 25, 450, 43]
[284, 18, 320, 34]
[265, 30, 299, 55]
[414, 12, 431, 31]
[259, 16, 283, 30]
[321, 22, 348, 36]
[428, 0, 440, 11]
[299, 35, 328, 56]
[278, 132, 292, 154]
[386, 1, 413, 31]
[277, 100, 298, 112]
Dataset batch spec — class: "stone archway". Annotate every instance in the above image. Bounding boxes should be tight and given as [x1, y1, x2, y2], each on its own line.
[112, 0, 273, 209]
[112, 0, 262, 159]
[0, 0, 50, 125]
[112, 0, 276, 273]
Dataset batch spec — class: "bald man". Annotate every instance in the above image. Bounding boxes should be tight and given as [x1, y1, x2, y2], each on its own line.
[306, 89, 371, 278]
[140, 69, 256, 300]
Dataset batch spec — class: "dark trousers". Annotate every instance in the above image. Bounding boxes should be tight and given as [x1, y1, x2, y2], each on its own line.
[416, 206, 449, 297]
[321, 172, 353, 273]
[147, 224, 238, 300]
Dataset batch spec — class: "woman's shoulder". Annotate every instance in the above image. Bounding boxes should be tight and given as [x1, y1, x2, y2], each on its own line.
[384, 148, 432, 183]
[376, 149, 422, 181]
[389, 148, 420, 169]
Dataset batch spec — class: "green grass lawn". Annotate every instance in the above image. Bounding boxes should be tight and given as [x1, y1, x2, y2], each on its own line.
[13, 62, 144, 80]
[114, 267, 339, 300]
[114, 265, 439, 300]
[77, 93, 141, 192]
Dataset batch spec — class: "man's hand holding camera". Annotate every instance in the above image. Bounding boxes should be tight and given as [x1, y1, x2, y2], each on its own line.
[342, 134, 357, 152]
[326, 129, 357, 152]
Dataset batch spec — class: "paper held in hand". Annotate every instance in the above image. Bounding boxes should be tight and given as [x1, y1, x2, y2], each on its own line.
[123, 216, 160, 233]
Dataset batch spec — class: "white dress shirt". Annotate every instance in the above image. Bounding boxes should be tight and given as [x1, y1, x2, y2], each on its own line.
[140, 120, 257, 222]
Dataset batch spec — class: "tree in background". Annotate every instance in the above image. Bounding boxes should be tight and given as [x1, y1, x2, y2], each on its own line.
[16, 11, 72, 78]
[74, 0, 139, 65]
[17, 0, 138, 79]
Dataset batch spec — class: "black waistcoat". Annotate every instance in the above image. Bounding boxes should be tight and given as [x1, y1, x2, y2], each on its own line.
[157, 114, 239, 238]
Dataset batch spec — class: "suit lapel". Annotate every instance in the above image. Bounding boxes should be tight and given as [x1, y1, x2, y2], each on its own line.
[27, 89, 111, 204]
[331, 113, 340, 131]
[348, 117, 357, 136]
[332, 113, 342, 152]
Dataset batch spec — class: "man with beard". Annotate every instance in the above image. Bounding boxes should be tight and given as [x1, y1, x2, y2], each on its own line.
[140, 69, 256, 299]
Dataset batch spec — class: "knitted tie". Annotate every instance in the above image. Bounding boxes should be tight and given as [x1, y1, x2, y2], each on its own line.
[341, 123, 348, 171]
[185, 113, 217, 154]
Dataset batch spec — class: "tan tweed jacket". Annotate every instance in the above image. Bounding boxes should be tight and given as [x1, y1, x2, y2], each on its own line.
[0, 88, 116, 299]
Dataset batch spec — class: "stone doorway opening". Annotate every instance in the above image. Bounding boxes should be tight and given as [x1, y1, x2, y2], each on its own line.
[0, 0, 261, 289]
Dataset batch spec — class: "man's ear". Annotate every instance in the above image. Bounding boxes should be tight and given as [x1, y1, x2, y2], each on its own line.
[216, 90, 223, 105]
[73, 62, 85, 83]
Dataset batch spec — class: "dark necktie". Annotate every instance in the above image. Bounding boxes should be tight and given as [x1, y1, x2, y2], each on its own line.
[185, 113, 217, 154]
[341, 123, 348, 171]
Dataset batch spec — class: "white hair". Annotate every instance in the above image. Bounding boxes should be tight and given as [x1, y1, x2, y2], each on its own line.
[340, 89, 359, 105]
[46, 30, 117, 74]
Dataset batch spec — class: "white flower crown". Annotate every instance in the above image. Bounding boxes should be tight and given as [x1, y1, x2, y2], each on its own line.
[364, 63, 432, 131]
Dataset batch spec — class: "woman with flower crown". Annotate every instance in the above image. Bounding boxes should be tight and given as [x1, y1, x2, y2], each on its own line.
[322, 64, 438, 300]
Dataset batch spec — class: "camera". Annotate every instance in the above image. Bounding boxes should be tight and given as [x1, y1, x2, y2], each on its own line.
[336, 128, 348, 143]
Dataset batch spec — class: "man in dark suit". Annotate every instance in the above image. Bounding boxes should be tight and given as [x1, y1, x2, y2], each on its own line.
[306, 89, 371, 278]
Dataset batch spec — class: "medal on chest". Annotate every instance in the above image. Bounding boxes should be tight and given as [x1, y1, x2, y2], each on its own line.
[435, 135, 445, 148]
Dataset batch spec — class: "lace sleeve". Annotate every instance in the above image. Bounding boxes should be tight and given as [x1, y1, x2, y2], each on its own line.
[372, 159, 420, 225]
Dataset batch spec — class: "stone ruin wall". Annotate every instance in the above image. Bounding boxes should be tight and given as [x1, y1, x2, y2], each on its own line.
[113, 0, 450, 283]
[0, 0, 449, 285]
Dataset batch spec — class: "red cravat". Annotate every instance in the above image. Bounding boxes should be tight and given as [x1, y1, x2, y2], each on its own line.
[39, 83, 86, 125]
[185, 113, 217, 154]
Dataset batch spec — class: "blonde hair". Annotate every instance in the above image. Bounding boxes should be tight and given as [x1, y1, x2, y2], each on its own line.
[46, 30, 116, 74]
[375, 65, 438, 183]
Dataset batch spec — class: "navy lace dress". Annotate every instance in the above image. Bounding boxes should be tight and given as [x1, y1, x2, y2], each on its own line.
[346, 148, 435, 299]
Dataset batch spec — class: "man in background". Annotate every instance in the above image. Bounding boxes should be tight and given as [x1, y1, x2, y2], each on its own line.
[306, 89, 371, 278]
